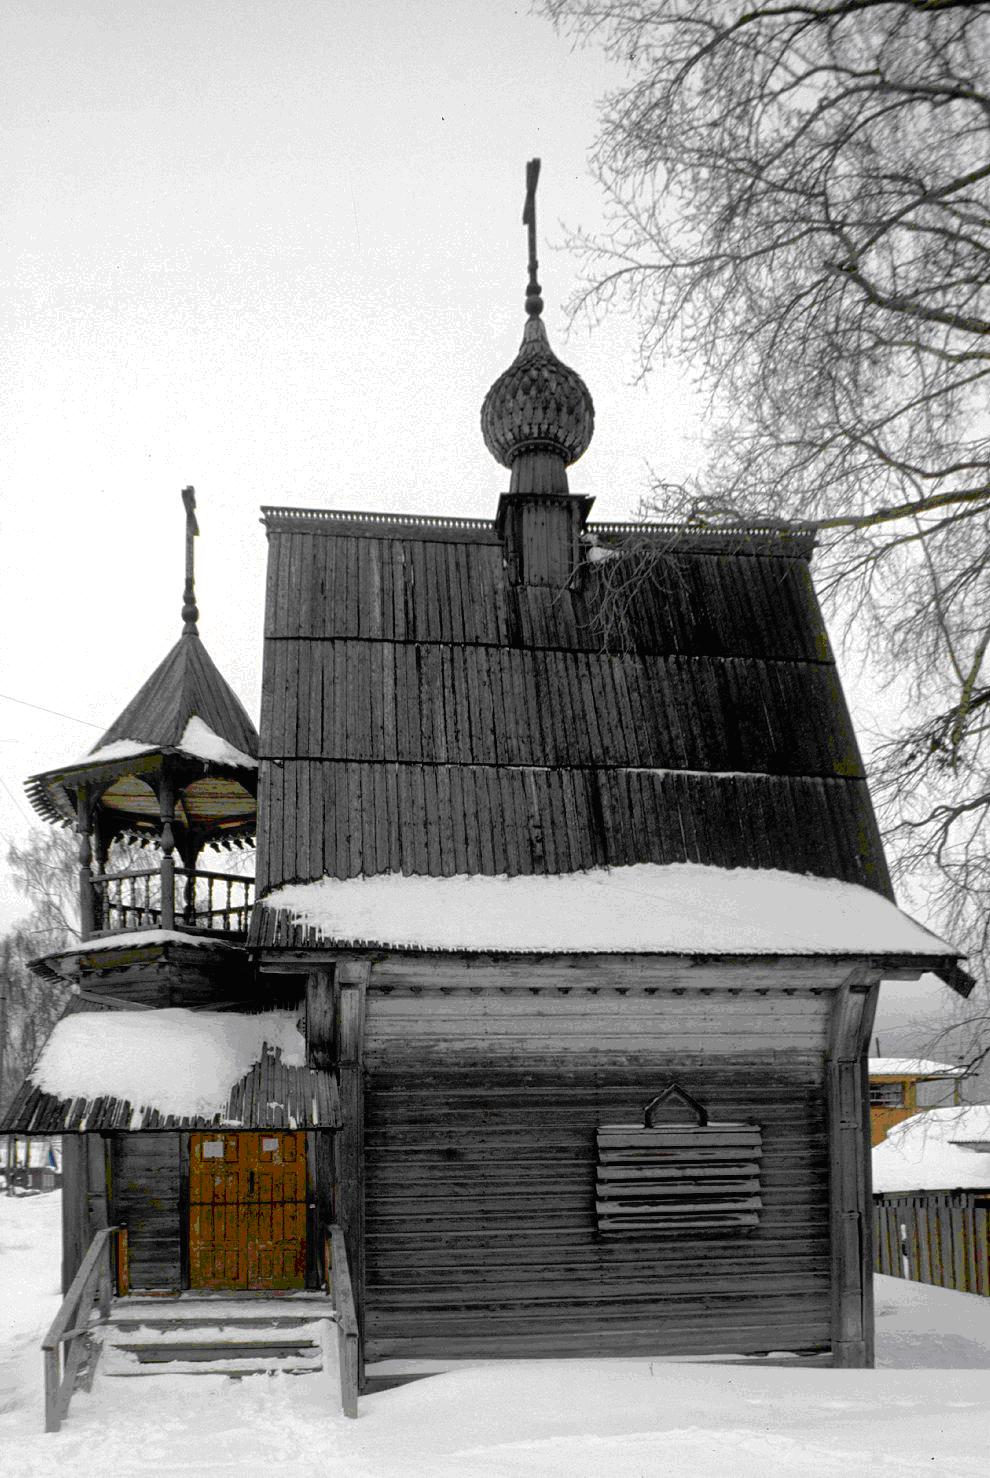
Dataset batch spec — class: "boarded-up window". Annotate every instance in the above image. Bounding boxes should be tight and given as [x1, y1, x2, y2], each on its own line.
[596, 1086, 762, 1235]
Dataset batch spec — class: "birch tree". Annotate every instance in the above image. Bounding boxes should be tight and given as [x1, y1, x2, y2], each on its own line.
[545, 0, 990, 990]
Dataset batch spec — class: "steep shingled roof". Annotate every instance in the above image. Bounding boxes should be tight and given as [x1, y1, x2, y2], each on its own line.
[26, 632, 259, 829]
[251, 509, 891, 949]
[95, 632, 259, 758]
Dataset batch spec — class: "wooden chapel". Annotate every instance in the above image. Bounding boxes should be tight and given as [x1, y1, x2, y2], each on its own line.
[0, 162, 974, 1413]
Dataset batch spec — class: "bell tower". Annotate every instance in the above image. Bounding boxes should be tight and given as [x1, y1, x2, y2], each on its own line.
[26, 489, 260, 945]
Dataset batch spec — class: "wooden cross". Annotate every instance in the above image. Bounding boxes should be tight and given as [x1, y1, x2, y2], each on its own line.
[522, 158, 543, 317]
[181, 485, 199, 635]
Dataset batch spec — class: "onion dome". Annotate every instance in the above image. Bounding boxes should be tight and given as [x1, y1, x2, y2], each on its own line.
[481, 316, 595, 492]
[481, 158, 594, 497]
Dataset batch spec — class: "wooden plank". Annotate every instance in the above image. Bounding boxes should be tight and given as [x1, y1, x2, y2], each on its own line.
[335, 962, 369, 1381]
[306, 971, 334, 1071]
[60, 1136, 88, 1294]
[329, 1225, 360, 1415]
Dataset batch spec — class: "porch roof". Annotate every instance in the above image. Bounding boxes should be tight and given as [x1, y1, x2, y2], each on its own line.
[0, 1006, 341, 1134]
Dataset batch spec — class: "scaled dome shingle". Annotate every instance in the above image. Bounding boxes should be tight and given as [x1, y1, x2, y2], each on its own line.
[481, 317, 595, 469]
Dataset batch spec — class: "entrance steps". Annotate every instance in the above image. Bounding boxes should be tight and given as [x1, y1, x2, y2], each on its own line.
[100, 1295, 334, 1379]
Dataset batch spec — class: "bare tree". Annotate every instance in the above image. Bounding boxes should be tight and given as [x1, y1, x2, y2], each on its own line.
[0, 927, 70, 1116]
[543, 0, 990, 989]
[6, 827, 80, 950]
[0, 830, 79, 1116]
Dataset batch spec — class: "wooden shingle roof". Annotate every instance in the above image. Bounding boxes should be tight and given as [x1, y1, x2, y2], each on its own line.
[252, 508, 890, 949]
[26, 631, 259, 830]
[0, 996, 340, 1134]
[96, 632, 258, 758]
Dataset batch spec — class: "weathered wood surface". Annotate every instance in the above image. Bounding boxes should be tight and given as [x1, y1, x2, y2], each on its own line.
[333, 962, 368, 1384]
[98, 632, 258, 758]
[827, 969, 880, 1368]
[328, 1225, 359, 1418]
[874, 1188, 990, 1294]
[362, 984, 835, 1061]
[360, 1039, 830, 1360]
[370, 956, 853, 988]
[263, 644, 861, 775]
[875, 1192, 990, 1296]
[253, 517, 890, 904]
[60, 1135, 108, 1294]
[111, 1134, 182, 1293]
[260, 523, 821, 656]
[188, 1131, 308, 1291]
[255, 765, 886, 903]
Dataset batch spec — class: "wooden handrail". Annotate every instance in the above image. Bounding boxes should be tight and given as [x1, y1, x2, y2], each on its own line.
[326, 1226, 359, 1418]
[89, 867, 254, 936]
[42, 1225, 119, 1433]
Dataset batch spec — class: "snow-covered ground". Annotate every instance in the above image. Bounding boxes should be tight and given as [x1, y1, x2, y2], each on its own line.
[2, 1193, 989, 1477]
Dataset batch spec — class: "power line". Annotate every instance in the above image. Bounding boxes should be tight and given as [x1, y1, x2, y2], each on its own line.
[0, 692, 102, 729]
[0, 777, 30, 825]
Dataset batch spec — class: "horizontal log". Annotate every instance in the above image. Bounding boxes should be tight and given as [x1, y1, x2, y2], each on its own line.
[365, 1308, 830, 1338]
[366, 1277, 830, 1304]
[365, 1145, 819, 1166]
[369, 958, 849, 990]
[365, 1328, 830, 1360]
[367, 1059, 825, 1083]
[365, 1032, 829, 1056]
[368, 1000, 830, 1024]
[366, 1289, 827, 1317]
[364, 1111, 821, 1131]
[365, 1237, 828, 1262]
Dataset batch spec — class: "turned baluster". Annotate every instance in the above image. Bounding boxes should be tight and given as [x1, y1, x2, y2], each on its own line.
[76, 787, 95, 940]
[159, 774, 175, 930]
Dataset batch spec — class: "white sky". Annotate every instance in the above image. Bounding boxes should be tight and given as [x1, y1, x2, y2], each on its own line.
[0, 0, 708, 930]
[0, 0, 944, 1071]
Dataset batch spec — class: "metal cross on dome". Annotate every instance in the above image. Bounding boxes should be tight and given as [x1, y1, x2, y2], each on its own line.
[522, 157, 543, 318]
[181, 484, 199, 636]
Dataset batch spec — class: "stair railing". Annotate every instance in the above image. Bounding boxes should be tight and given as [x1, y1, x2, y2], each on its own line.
[42, 1225, 119, 1433]
[326, 1225, 359, 1418]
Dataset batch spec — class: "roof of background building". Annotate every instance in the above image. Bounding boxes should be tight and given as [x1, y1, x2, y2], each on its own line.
[873, 1106, 990, 1192]
[869, 1057, 966, 1079]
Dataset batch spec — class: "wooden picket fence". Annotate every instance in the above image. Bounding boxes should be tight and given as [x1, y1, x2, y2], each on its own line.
[874, 1192, 990, 1296]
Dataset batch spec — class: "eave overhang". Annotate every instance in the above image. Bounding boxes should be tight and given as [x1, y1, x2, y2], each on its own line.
[253, 944, 973, 997]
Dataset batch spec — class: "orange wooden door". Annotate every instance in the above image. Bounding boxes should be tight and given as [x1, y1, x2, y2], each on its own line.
[189, 1132, 307, 1290]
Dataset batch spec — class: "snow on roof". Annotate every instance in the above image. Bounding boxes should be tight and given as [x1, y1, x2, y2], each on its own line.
[873, 1106, 990, 1193]
[78, 739, 155, 765]
[73, 718, 256, 771]
[31, 1009, 305, 1121]
[261, 862, 956, 957]
[59, 929, 237, 957]
[870, 1058, 966, 1079]
[177, 715, 257, 769]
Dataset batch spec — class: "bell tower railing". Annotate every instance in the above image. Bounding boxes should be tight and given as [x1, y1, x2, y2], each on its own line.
[89, 866, 254, 939]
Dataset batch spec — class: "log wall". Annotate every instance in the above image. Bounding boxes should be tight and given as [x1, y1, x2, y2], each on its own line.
[360, 960, 844, 1361]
